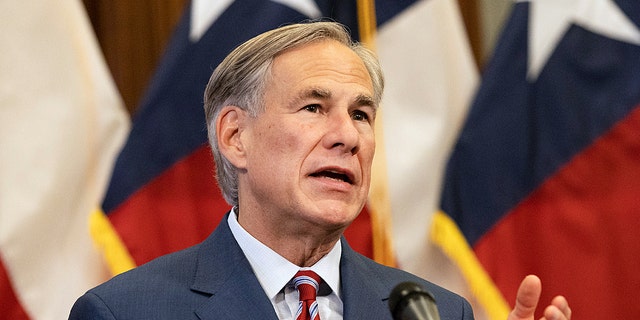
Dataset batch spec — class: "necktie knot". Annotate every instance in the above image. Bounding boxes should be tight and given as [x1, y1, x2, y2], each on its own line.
[293, 270, 322, 320]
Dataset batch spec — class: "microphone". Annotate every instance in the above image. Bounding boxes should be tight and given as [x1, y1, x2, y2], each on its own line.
[388, 282, 441, 320]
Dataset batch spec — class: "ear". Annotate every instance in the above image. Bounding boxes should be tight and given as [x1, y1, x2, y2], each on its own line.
[216, 106, 248, 169]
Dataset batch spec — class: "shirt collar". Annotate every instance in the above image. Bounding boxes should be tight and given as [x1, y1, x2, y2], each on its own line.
[227, 208, 342, 299]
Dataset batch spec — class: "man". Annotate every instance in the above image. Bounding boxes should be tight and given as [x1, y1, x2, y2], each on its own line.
[70, 21, 571, 319]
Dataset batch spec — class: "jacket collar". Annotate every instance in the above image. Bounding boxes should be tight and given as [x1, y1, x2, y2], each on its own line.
[191, 214, 278, 319]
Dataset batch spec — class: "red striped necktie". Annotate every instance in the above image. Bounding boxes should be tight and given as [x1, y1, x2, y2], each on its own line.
[293, 270, 322, 320]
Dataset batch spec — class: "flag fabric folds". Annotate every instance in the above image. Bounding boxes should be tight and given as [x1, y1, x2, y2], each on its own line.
[439, 0, 640, 319]
[374, 0, 484, 316]
[0, 0, 130, 319]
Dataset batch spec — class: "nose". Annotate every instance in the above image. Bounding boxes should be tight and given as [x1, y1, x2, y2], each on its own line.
[323, 112, 360, 155]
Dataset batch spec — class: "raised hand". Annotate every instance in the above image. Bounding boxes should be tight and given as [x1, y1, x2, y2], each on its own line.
[507, 275, 571, 320]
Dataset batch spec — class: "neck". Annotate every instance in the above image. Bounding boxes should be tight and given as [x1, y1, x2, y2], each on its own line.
[235, 206, 344, 267]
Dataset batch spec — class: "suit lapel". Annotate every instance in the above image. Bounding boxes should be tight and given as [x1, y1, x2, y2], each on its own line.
[340, 240, 392, 319]
[189, 216, 395, 319]
[191, 213, 278, 320]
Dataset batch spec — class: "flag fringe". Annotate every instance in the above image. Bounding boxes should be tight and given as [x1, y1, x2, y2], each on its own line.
[430, 211, 510, 320]
[89, 209, 137, 275]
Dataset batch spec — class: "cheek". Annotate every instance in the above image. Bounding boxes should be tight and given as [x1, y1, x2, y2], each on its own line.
[268, 127, 304, 156]
[359, 137, 376, 184]
[256, 123, 310, 169]
[361, 134, 376, 165]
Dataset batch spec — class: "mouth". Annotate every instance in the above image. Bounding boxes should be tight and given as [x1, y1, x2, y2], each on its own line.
[309, 168, 354, 185]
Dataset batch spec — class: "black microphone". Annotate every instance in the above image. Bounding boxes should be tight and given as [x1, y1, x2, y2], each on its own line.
[388, 282, 441, 320]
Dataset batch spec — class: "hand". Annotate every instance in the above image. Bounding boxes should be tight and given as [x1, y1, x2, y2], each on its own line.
[507, 275, 571, 320]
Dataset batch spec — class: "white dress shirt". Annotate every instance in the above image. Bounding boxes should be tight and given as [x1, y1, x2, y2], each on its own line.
[227, 208, 344, 319]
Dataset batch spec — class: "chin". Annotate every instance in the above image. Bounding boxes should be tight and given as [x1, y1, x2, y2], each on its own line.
[312, 204, 360, 227]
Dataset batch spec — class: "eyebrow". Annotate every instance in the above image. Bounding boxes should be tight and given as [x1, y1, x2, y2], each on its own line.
[297, 88, 331, 101]
[292, 88, 377, 109]
[354, 94, 377, 109]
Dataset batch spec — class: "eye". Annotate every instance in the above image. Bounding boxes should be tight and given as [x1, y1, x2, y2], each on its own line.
[303, 104, 320, 113]
[351, 110, 370, 122]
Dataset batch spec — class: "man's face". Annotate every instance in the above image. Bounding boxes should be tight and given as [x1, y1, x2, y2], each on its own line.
[239, 39, 376, 234]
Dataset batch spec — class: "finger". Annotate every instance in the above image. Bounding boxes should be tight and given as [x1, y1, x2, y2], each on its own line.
[551, 296, 571, 319]
[540, 296, 571, 320]
[541, 305, 560, 320]
[509, 275, 542, 319]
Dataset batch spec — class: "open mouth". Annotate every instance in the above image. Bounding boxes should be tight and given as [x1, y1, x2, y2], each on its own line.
[310, 169, 353, 184]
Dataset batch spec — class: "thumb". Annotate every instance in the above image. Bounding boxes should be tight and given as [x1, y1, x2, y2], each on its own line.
[508, 275, 542, 320]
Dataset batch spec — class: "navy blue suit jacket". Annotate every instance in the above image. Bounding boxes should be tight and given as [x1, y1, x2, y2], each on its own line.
[70, 213, 474, 319]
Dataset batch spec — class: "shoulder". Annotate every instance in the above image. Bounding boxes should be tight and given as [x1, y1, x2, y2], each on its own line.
[347, 251, 463, 299]
[69, 245, 205, 319]
[99, 244, 200, 293]
[342, 246, 474, 319]
[375, 261, 474, 318]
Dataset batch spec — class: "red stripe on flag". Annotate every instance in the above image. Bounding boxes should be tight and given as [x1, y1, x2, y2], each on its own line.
[109, 145, 375, 266]
[109, 145, 228, 265]
[345, 206, 373, 259]
[0, 258, 30, 320]
[475, 106, 640, 319]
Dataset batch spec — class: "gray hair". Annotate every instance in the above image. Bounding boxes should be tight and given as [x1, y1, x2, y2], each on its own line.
[203, 21, 384, 206]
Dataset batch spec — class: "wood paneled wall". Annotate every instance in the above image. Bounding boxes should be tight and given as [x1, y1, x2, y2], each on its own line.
[458, 0, 482, 66]
[82, 0, 189, 114]
[83, 0, 481, 115]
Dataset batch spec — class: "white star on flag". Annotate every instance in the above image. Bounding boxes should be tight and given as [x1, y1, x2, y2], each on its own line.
[190, 0, 321, 42]
[527, 0, 640, 79]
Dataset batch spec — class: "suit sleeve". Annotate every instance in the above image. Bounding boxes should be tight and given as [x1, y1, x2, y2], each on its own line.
[68, 292, 117, 320]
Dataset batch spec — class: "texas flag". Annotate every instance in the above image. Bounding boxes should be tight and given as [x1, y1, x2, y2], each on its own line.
[0, 1, 129, 319]
[438, 0, 640, 319]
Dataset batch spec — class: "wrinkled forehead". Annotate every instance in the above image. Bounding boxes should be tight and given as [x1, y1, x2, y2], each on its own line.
[266, 41, 374, 105]
[271, 37, 379, 91]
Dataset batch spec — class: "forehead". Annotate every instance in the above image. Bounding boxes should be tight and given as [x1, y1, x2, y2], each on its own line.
[268, 39, 375, 98]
